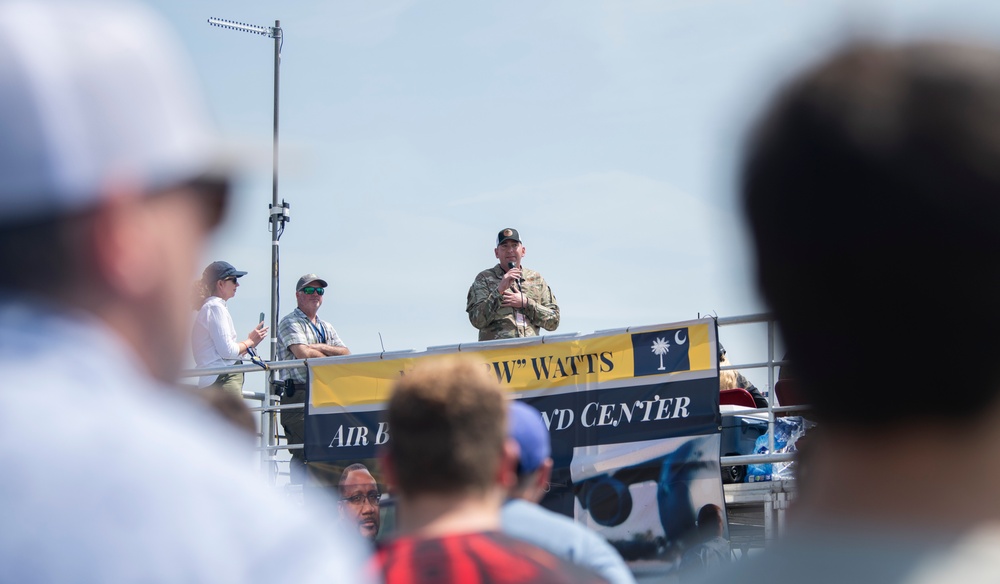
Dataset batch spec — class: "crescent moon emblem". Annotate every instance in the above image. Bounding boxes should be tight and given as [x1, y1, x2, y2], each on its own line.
[674, 331, 687, 345]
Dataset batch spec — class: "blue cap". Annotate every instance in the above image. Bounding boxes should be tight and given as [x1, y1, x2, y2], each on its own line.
[202, 260, 246, 283]
[508, 401, 551, 475]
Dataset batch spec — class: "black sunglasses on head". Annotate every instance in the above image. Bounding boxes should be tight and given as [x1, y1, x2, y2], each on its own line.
[301, 286, 324, 295]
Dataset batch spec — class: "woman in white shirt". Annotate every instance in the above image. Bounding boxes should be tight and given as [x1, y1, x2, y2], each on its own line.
[192, 261, 268, 397]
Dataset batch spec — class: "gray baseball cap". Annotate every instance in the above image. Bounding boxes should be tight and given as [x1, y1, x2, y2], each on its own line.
[0, 1, 237, 225]
[296, 274, 329, 292]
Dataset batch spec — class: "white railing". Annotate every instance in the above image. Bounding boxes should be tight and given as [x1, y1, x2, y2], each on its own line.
[179, 313, 810, 488]
[714, 313, 808, 465]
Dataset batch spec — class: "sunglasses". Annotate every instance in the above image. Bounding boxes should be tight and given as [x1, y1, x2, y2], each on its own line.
[301, 286, 325, 295]
[222, 277, 238, 283]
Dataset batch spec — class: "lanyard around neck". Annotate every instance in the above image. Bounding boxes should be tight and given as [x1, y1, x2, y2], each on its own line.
[308, 320, 327, 344]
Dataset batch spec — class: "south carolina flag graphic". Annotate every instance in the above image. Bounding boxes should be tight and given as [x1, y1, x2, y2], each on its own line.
[630, 328, 691, 377]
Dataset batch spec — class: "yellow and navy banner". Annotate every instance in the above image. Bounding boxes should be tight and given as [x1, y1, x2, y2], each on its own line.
[304, 318, 719, 462]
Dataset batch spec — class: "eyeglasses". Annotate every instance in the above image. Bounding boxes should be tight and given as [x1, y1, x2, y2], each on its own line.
[341, 491, 380, 507]
[222, 277, 238, 283]
[300, 286, 325, 295]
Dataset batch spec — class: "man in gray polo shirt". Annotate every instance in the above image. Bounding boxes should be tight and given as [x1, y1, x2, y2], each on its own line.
[276, 273, 351, 479]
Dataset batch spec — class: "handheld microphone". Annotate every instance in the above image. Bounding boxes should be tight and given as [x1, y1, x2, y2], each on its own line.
[507, 262, 524, 286]
[508, 261, 525, 337]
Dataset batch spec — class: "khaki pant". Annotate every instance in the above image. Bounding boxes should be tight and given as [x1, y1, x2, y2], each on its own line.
[211, 372, 244, 399]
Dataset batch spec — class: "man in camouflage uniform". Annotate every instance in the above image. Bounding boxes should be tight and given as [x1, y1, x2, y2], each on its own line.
[466, 228, 560, 341]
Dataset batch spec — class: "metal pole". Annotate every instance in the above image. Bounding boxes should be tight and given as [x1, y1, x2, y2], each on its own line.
[262, 20, 282, 484]
[270, 20, 281, 361]
[206, 15, 288, 485]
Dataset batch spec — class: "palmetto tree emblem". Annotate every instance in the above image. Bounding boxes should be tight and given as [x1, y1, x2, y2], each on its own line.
[651, 337, 670, 371]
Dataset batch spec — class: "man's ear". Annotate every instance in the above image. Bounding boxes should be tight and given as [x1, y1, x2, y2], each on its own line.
[524, 458, 554, 504]
[535, 458, 553, 493]
[494, 247, 501, 260]
[499, 437, 520, 490]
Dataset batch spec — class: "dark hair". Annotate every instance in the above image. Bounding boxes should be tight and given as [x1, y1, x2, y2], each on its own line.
[386, 357, 506, 497]
[742, 40, 1000, 427]
[696, 504, 724, 538]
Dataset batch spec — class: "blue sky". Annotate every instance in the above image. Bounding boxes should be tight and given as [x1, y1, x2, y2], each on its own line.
[149, 0, 1000, 387]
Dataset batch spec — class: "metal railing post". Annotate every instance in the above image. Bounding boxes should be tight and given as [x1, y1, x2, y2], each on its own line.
[767, 319, 776, 457]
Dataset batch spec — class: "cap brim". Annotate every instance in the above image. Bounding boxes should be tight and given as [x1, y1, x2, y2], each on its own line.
[202, 136, 318, 189]
[185, 138, 266, 186]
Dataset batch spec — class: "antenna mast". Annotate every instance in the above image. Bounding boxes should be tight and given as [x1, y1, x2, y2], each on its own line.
[208, 17, 289, 483]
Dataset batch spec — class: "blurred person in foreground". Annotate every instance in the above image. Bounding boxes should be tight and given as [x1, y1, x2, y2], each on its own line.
[339, 463, 382, 542]
[372, 357, 608, 584]
[0, 2, 371, 582]
[502, 401, 637, 584]
[696, 39, 1000, 583]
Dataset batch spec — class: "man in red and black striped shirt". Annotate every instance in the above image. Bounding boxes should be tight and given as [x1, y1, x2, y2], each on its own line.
[370, 357, 607, 584]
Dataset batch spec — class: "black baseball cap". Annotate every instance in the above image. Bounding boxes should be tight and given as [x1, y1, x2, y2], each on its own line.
[203, 260, 246, 282]
[496, 228, 521, 246]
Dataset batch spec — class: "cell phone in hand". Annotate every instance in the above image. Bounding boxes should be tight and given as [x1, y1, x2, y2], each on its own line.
[259, 312, 265, 326]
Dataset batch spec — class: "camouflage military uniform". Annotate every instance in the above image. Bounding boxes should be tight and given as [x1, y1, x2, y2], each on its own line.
[466, 264, 560, 341]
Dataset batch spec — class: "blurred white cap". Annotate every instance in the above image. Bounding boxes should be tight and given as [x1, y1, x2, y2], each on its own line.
[0, 0, 234, 224]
